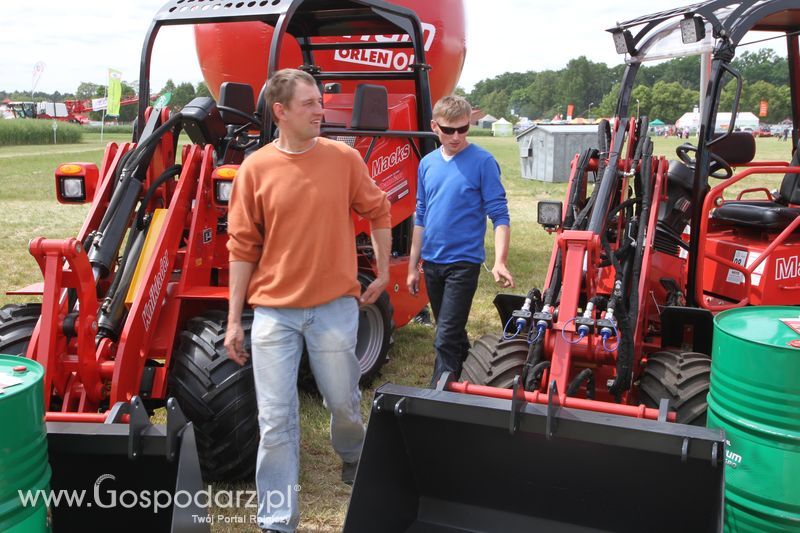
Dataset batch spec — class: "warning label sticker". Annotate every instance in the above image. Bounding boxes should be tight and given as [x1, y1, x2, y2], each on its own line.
[780, 318, 800, 335]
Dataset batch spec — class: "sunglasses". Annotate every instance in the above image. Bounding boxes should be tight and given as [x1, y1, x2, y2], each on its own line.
[435, 122, 470, 135]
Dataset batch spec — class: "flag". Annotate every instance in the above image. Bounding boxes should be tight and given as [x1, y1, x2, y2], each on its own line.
[566, 104, 574, 121]
[759, 100, 769, 118]
[32, 61, 46, 92]
[107, 69, 123, 117]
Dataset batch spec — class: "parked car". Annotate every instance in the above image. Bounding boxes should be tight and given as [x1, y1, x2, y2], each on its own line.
[754, 126, 773, 137]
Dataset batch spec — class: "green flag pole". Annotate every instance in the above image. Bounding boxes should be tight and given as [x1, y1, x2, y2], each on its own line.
[101, 84, 106, 143]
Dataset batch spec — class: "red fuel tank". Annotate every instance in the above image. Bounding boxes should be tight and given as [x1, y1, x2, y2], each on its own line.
[194, 1, 466, 104]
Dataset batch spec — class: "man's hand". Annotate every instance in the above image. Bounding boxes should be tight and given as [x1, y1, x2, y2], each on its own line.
[361, 273, 389, 305]
[492, 262, 515, 289]
[407, 267, 421, 296]
[224, 321, 249, 366]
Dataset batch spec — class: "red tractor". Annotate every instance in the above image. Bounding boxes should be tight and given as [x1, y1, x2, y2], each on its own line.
[346, 1, 800, 531]
[1, 0, 455, 528]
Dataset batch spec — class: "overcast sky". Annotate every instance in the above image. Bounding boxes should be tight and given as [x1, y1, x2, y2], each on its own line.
[0, 1, 783, 95]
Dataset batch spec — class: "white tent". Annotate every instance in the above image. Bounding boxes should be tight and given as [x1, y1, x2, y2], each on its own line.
[492, 117, 513, 137]
[478, 114, 497, 129]
[676, 107, 759, 133]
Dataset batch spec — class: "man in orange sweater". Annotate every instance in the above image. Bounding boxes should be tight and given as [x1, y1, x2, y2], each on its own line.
[224, 69, 391, 533]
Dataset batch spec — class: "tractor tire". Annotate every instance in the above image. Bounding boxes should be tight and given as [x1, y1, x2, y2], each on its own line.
[168, 310, 258, 482]
[459, 333, 529, 388]
[0, 303, 41, 356]
[639, 349, 711, 426]
[354, 273, 394, 385]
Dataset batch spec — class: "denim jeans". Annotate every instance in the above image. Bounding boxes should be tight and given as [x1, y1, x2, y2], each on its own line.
[422, 261, 481, 386]
[250, 296, 365, 532]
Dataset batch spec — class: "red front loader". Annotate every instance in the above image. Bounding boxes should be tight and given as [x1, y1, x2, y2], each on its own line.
[1, 0, 443, 529]
[345, 1, 800, 531]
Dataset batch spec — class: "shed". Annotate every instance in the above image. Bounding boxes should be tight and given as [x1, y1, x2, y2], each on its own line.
[477, 114, 497, 129]
[516, 124, 598, 182]
[492, 118, 513, 137]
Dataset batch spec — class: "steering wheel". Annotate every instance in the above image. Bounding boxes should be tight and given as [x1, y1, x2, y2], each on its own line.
[675, 143, 733, 180]
[216, 105, 261, 131]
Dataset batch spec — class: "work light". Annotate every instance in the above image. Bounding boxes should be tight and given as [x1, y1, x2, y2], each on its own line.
[537, 201, 563, 230]
[612, 30, 635, 55]
[680, 16, 706, 44]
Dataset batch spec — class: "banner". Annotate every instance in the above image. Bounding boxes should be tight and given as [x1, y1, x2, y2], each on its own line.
[566, 104, 574, 121]
[107, 69, 122, 117]
[92, 97, 107, 111]
[32, 61, 46, 92]
[153, 92, 172, 110]
[759, 100, 769, 118]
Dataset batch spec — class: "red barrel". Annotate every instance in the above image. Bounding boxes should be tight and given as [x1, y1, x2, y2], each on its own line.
[194, 1, 466, 104]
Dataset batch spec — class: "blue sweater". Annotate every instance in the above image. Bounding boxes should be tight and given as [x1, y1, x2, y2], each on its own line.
[415, 143, 510, 264]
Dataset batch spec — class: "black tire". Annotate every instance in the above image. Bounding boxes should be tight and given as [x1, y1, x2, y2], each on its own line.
[0, 303, 42, 356]
[355, 273, 394, 385]
[168, 310, 258, 482]
[459, 333, 529, 388]
[639, 349, 711, 425]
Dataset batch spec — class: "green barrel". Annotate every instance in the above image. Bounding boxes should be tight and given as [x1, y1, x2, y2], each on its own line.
[709, 307, 800, 532]
[0, 355, 51, 533]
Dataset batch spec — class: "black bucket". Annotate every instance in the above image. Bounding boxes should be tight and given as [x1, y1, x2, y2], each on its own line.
[345, 383, 725, 533]
[46, 398, 209, 532]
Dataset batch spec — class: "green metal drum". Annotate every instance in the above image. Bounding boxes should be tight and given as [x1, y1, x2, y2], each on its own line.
[0, 355, 50, 533]
[709, 307, 800, 532]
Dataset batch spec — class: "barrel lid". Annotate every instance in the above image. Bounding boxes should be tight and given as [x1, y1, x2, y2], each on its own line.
[0, 354, 43, 399]
[715, 306, 800, 350]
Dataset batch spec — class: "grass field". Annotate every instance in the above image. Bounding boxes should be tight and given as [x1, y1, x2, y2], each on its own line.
[0, 131, 795, 531]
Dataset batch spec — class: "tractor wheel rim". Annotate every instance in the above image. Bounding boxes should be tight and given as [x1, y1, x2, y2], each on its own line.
[356, 304, 384, 374]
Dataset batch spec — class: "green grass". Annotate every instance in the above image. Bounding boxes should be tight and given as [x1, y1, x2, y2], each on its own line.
[0, 133, 796, 532]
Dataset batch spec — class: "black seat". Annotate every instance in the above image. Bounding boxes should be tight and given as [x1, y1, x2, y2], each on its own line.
[351, 84, 388, 131]
[713, 135, 800, 230]
[218, 82, 255, 125]
[711, 202, 800, 230]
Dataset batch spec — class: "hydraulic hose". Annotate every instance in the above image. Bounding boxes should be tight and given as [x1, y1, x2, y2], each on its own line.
[522, 333, 544, 391]
[607, 134, 653, 399]
[89, 112, 183, 280]
[567, 368, 595, 400]
[530, 361, 551, 391]
[135, 164, 182, 230]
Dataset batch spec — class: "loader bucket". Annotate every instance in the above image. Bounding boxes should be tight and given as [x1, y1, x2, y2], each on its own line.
[45, 398, 209, 532]
[345, 383, 726, 533]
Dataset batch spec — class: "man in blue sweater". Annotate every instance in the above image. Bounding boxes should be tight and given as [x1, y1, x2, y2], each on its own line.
[407, 95, 514, 385]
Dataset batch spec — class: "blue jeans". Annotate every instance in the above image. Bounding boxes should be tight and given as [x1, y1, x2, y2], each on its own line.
[250, 296, 365, 532]
[422, 261, 482, 386]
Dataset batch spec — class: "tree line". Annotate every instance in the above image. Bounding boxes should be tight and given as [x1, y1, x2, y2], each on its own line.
[1, 48, 790, 126]
[1, 80, 210, 123]
[468, 48, 790, 124]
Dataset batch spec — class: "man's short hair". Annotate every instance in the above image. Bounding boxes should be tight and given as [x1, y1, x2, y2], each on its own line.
[265, 68, 317, 120]
[433, 95, 472, 123]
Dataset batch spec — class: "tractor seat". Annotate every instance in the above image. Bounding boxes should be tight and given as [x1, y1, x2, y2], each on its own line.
[351, 84, 388, 131]
[218, 82, 255, 125]
[713, 135, 800, 231]
[712, 202, 800, 230]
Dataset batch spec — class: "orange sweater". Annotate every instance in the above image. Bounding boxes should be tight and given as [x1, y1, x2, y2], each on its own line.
[227, 137, 391, 308]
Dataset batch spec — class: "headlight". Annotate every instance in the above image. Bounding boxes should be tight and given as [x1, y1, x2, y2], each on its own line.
[212, 166, 238, 206]
[215, 180, 233, 204]
[60, 177, 85, 201]
[55, 163, 97, 204]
